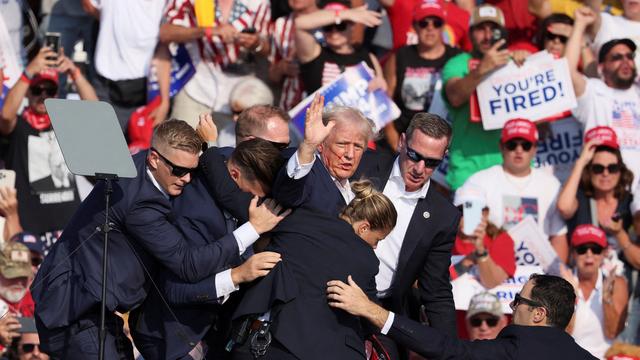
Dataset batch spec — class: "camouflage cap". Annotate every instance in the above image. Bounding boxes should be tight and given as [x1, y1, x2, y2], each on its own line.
[0, 242, 32, 279]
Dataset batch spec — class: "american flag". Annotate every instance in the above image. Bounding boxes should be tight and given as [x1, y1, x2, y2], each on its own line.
[612, 108, 637, 129]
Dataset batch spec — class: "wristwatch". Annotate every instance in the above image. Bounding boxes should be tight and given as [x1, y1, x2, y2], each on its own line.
[475, 249, 489, 260]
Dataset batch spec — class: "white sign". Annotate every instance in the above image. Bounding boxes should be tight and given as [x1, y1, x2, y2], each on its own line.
[534, 117, 583, 183]
[508, 216, 562, 275]
[452, 265, 542, 314]
[477, 51, 577, 130]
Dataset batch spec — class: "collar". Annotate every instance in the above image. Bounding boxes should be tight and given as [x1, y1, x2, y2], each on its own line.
[146, 166, 170, 200]
[389, 158, 430, 199]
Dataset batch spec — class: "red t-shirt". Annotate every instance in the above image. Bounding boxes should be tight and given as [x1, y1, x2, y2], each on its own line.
[452, 232, 516, 277]
[484, 0, 537, 49]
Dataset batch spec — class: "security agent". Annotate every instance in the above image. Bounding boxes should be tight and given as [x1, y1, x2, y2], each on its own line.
[31, 120, 283, 359]
[327, 274, 597, 360]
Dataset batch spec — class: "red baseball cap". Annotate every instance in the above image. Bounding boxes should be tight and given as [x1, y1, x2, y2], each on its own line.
[413, 0, 445, 22]
[584, 126, 619, 150]
[571, 224, 607, 248]
[323, 2, 349, 11]
[500, 118, 538, 144]
[32, 68, 59, 86]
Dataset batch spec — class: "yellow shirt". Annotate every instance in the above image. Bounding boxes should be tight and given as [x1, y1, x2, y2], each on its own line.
[550, 0, 623, 17]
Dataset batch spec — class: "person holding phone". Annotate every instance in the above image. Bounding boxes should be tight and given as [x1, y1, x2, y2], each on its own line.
[451, 186, 515, 289]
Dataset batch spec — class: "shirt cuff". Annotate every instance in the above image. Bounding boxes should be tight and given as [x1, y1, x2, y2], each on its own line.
[215, 269, 239, 303]
[233, 222, 260, 255]
[380, 312, 395, 335]
[286, 151, 315, 179]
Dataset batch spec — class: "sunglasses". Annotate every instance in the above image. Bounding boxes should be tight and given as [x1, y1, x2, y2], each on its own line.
[575, 244, 604, 255]
[544, 32, 568, 44]
[590, 163, 620, 174]
[405, 146, 443, 169]
[268, 140, 290, 151]
[416, 17, 444, 29]
[504, 139, 533, 152]
[151, 147, 198, 178]
[509, 293, 545, 311]
[30, 86, 57, 97]
[21, 344, 41, 353]
[608, 52, 635, 62]
[469, 316, 499, 328]
[323, 22, 349, 33]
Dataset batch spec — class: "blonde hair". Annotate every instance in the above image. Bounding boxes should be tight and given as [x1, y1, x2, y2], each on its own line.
[151, 119, 202, 154]
[340, 180, 397, 232]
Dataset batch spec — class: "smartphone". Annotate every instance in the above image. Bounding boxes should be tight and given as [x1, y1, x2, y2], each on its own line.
[0, 169, 16, 189]
[490, 27, 508, 51]
[462, 200, 483, 236]
[44, 32, 61, 62]
[17, 317, 37, 333]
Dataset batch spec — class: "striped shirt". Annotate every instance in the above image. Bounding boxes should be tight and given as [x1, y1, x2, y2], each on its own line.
[269, 14, 302, 111]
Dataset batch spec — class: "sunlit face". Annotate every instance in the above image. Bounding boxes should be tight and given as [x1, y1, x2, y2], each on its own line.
[398, 131, 448, 192]
[466, 313, 506, 340]
[0, 275, 29, 304]
[471, 22, 500, 54]
[624, 0, 640, 19]
[589, 151, 621, 193]
[510, 280, 539, 326]
[601, 44, 637, 89]
[413, 16, 444, 49]
[543, 25, 571, 57]
[27, 80, 58, 114]
[318, 122, 367, 181]
[19, 332, 49, 360]
[500, 138, 536, 176]
[147, 146, 199, 196]
[324, 22, 352, 50]
[573, 243, 605, 279]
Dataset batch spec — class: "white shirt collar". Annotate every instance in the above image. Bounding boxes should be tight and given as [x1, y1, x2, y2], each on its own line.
[389, 158, 430, 200]
[146, 166, 170, 200]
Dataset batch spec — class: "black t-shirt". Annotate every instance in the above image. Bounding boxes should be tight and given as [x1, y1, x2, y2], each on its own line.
[300, 46, 375, 94]
[1, 118, 80, 248]
[392, 45, 461, 132]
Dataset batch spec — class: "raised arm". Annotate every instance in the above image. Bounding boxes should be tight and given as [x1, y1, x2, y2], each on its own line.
[566, 7, 596, 98]
[557, 139, 599, 219]
[149, 44, 171, 126]
[57, 53, 97, 101]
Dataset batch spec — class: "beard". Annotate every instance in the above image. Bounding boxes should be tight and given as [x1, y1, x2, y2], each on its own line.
[0, 284, 27, 304]
[610, 66, 638, 89]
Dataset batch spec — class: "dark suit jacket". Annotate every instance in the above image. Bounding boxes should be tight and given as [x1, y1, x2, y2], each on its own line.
[354, 152, 460, 336]
[271, 155, 347, 216]
[388, 315, 597, 360]
[233, 209, 378, 360]
[130, 171, 243, 359]
[32, 151, 239, 330]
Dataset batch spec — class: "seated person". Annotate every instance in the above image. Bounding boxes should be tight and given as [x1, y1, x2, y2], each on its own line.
[231, 180, 397, 360]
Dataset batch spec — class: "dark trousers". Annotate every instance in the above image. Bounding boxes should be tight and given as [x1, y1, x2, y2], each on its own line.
[36, 312, 134, 360]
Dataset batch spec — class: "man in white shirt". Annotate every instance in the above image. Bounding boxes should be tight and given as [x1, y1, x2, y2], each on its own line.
[455, 119, 568, 263]
[567, 7, 640, 191]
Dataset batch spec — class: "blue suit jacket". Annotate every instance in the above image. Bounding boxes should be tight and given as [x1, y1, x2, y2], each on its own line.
[32, 151, 239, 330]
[388, 315, 596, 360]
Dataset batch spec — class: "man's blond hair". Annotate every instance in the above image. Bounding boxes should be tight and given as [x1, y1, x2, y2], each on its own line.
[151, 119, 202, 154]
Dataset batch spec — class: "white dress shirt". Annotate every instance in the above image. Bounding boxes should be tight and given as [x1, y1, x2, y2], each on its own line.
[375, 159, 430, 297]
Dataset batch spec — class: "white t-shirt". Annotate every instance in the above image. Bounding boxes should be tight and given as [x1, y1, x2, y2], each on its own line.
[593, 12, 640, 74]
[572, 78, 640, 191]
[0, 0, 23, 66]
[94, 0, 167, 81]
[572, 270, 611, 360]
[456, 165, 566, 236]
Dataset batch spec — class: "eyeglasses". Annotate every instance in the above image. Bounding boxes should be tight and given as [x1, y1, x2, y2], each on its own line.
[544, 32, 568, 44]
[268, 140, 290, 151]
[416, 17, 444, 29]
[30, 86, 57, 97]
[575, 244, 604, 255]
[21, 344, 41, 353]
[608, 52, 635, 62]
[590, 163, 620, 175]
[504, 139, 534, 152]
[509, 293, 545, 311]
[469, 316, 499, 327]
[405, 146, 443, 169]
[323, 22, 349, 33]
[151, 147, 198, 178]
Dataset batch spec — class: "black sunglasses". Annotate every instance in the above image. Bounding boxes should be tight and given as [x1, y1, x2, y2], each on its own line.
[590, 163, 620, 175]
[405, 146, 443, 169]
[21, 344, 41, 353]
[323, 22, 349, 33]
[30, 86, 57, 97]
[575, 244, 604, 255]
[268, 140, 290, 151]
[151, 147, 198, 178]
[609, 52, 635, 62]
[510, 293, 545, 311]
[504, 139, 533, 152]
[544, 32, 568, 44]
[469, 316, 499, 328]
[416, 17, 444, 29]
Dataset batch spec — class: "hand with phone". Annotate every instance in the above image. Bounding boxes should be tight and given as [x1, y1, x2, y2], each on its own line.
[235, 27, 261, 51]
[477, 39, 510, 77]
[0, 186, 18, 219]
[0, 314, 21, 346]
[25, 47, 58, 76]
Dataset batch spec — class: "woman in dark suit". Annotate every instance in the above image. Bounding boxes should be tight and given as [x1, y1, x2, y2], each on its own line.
[232, 180, 397, 360]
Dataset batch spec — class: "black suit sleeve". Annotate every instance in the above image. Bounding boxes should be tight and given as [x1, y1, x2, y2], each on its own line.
[418, 212, 460, 337]
[199, 147, 251, 223]
[271, 159, 313, 209]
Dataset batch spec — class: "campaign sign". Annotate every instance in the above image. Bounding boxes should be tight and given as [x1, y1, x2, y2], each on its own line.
[477, 51, 577, 130]
[452, 265, 541, 314]
[147, 44, 196, 101]
[534, 117, 583, 183]
[288, 62, 401, 133]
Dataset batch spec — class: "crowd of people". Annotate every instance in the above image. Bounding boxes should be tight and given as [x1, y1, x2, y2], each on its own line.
[2, 0, 640, 359]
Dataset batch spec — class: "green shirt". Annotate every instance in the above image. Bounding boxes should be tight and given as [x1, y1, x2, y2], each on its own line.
[441, 52, 502, 190]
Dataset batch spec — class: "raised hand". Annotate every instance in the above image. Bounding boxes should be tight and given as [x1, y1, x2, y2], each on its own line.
[343, 5, 382, 27]
[196, 112, 218, 143]
[574, 7, 596, 27]
[477, 40, 510, 76]
[303, 95, 332, 146]
[25, 46, 58, 75]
